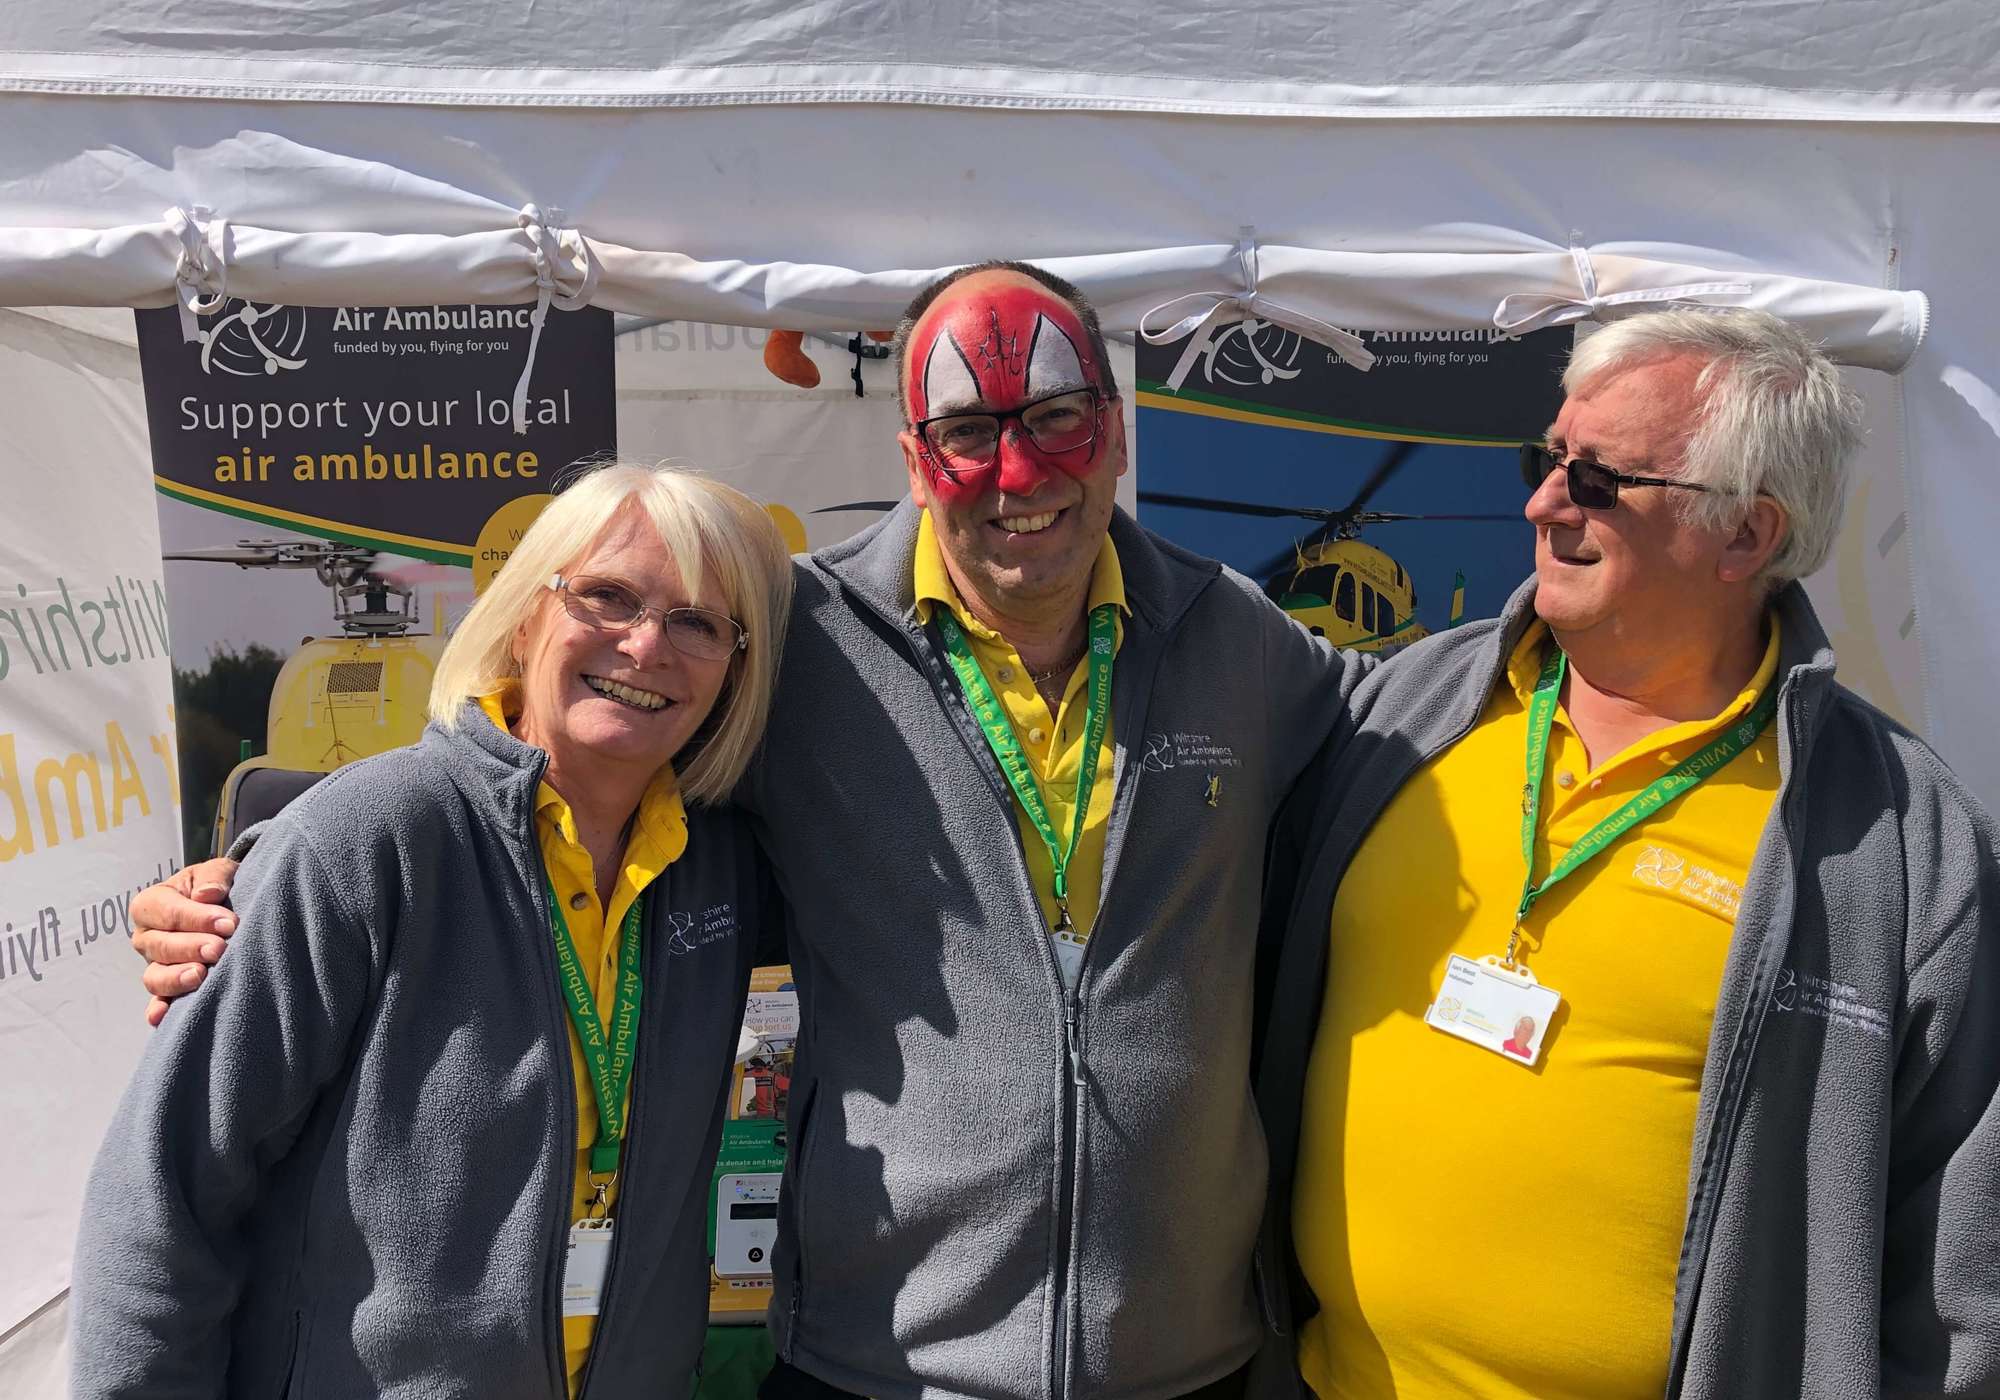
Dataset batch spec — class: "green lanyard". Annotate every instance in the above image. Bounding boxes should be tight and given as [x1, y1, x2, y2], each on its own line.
[545, 882, 646, 1182]
[1508, 644, 1779, 962]
[936, 604, 1118, 934]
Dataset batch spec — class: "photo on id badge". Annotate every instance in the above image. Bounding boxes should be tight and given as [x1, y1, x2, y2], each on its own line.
[1426, 955, 1561, 1066]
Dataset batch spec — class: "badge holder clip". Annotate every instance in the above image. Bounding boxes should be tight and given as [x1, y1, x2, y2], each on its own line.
[1424, 950, 1562, 1068]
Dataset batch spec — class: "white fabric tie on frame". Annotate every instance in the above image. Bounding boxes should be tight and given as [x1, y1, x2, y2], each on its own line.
[1492, 235, 1754, 337]
[167, 205, 232, 343]
[1138, 228, 1376, 387]
[511, 204, 599, 436]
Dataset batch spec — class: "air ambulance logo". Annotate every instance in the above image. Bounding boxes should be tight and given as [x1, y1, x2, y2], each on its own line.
[665, 903, 739, 956]
[1195, 321, 1302, 388]
[191, 299, 311, 377]
[1772, 968, 1799, 1011]
[1633, 845, 1687, 890]
[665, 912, 699, 955]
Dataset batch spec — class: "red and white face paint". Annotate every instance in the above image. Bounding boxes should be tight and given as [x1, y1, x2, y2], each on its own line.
[905, 283, 1108, 502]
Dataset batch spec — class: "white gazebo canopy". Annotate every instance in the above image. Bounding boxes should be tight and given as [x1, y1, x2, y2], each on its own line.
[2, 3, 1996, 1383]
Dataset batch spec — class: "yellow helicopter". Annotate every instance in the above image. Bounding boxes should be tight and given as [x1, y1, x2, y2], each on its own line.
[161, 538, 446, 853]
[1140, 440, 1515, 654]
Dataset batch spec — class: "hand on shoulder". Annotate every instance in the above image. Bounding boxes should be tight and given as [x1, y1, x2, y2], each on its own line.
[132, 856, 241, 1026]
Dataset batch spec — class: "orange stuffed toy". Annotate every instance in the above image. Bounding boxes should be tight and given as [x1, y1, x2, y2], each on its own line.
[763, 328, 893, 388]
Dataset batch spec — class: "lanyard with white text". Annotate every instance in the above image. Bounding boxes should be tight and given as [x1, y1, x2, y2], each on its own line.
[937, 604, 1117, 936]
[545, 883, 645, 1193]
[1507, 644, 1778, 962]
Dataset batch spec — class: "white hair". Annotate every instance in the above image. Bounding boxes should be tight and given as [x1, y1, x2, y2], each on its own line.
[429, 461, 795, 805]
[1564, 309, 1864, 584]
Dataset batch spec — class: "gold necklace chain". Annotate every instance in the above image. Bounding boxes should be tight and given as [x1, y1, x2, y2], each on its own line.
[1028, 639, 1088, 685]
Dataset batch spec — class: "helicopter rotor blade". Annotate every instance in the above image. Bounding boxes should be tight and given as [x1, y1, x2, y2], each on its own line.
[1249, 520, 1339, 585]
[1137, 491, 1340, 523]
[163, 546, 360, 568]
[812, 501, 903, 514]
[1347, 511, 1523, 524]
[162, 547, 293, 566]
[1336, 439, 1422, 520]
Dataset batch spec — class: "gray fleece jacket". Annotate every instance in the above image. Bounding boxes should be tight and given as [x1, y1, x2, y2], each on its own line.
[742, 501, 1369, 1400]
[69, 709, 774, 1400]
[1253, 580, 2000, 1399]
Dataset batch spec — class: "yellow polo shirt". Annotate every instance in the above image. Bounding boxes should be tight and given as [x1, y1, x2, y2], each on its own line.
[1293, 619, 1782, 1400]
[913, 511, 1127, 942]
[476, 688, 689, 1397]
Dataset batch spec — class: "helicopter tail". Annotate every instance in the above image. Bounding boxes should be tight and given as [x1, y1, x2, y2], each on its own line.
[1448, 570, 1467, 628]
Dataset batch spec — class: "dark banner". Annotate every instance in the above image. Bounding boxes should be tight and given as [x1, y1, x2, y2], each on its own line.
[136, 302, 617, 565]
[1135, 324, 1570, 652]
[136, 300, 616, 858]
[1140, 324, 1568, 444]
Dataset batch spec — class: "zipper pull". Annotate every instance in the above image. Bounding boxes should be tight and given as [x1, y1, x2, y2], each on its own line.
[1064, 1000, 1086, 1087]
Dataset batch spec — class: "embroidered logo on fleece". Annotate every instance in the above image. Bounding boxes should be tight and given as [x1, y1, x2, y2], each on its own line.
[1768, 968, 1891, 1041]
[1141, 730, 1242, 774]
[665, 902, 738, 956]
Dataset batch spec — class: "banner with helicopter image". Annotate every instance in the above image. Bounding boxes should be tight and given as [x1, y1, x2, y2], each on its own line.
[1134, 321, 1572, 652]
[134, 300, 617, 859]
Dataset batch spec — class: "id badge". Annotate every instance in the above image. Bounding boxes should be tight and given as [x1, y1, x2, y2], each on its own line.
[562, 1218, 614, 1317]
[1425, 954, 1562, 1067]
[1053, 929, 1086, 988]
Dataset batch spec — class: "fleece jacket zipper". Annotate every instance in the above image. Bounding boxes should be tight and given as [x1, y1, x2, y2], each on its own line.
[519, 757, 582, 1400]
[897, 609, 1088, 1400]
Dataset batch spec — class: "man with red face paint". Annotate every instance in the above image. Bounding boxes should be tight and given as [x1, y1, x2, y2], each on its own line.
[128, 263, 1372, 1400]
[897, 277, 1124, 695]
[739, 262, 1366, 1400]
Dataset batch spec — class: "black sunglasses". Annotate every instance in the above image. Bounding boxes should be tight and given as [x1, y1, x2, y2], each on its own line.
[1519, 443, 1714, 510]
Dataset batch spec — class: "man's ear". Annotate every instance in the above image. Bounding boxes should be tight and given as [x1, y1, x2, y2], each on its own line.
[1718, 495, 1789, 585]
[900, 429, 931, 505]
[1103, 399, 1129, 480]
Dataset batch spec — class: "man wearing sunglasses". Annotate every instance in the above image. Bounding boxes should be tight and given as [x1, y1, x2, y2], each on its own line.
[1256, 309, 2000, 1400]
[126, 263, 1372, 1400]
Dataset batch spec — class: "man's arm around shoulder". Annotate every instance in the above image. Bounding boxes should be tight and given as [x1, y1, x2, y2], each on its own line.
[1242, 573, 1380, 794]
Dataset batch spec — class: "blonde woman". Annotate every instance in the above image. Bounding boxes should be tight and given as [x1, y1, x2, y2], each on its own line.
[71, 464, 793, 1399]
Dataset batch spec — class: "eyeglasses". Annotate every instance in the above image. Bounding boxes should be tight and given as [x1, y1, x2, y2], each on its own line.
[1519, 443, 1714, 510]
[548, 574, 746, 660]
[916, 389, 1102, 476]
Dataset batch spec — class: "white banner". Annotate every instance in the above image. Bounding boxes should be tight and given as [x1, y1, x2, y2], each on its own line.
[0, 308, 180, 1382]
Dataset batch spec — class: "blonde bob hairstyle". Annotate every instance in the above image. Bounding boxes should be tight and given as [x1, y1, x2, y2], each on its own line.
[428, 462, 795, 805]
